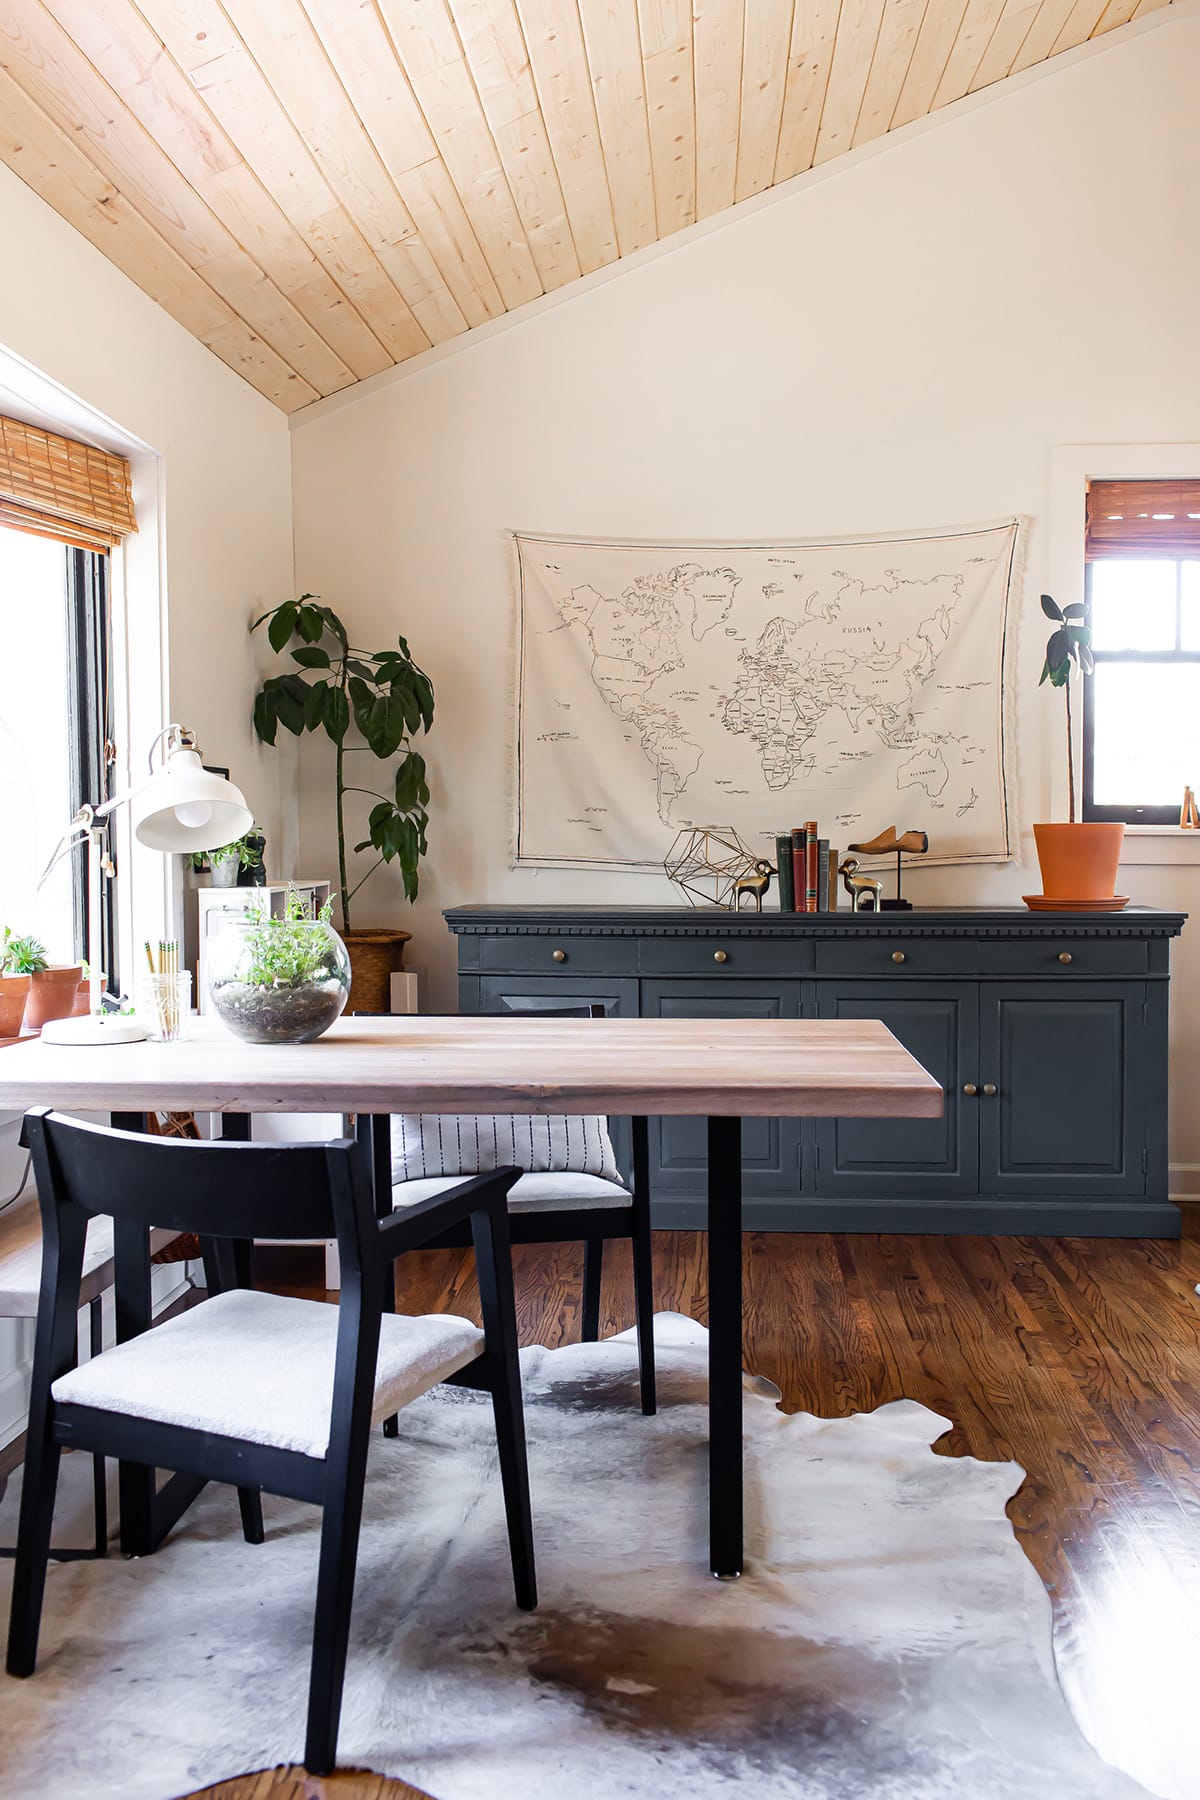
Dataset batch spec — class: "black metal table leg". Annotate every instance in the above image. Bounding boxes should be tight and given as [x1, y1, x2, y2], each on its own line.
[111, 1109, 154, 1557]
[706, 1114, 743, 1578]
[356, 1114, 400, 1437]
[219, 1114, 254, 1288]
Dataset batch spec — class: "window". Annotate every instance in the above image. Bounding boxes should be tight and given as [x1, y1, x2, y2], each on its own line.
[0, 529, 117, 985]
[1082, 480, 1200, 824]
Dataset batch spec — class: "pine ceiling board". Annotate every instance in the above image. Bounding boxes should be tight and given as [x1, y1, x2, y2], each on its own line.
[933, 0, 1009, 104]
[813, 0, 890, 163]
[967, 0, 1041, 84]
[441, 0, 579, 289]
[635, 0, 696, 235]
[132, 0, 431, 363]
[301, 0, 506, 326]
[1132, 0, 1172, 17]
[1093, 0, 1140, 29]
[693, 0, 746, 219]
[773, 0, 843, 180]
[1051, 0, 1111, 49]
[0, 0, 352, 394]
[0, 62, 319, 407]
[852, 0, 927, 145]
[375, 0, 545, 311]
[514, 0, 620, 273]
[212, 0, 468, 348]
[576, 0, 657, 253]
[891, 0, 971, 127]
[43, 0, 393, 383]
[1009, 0, 1081, 69]
[733, 0, 794, 202]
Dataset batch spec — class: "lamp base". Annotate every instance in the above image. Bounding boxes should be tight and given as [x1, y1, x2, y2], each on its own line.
[39, 1013, 148, 1046]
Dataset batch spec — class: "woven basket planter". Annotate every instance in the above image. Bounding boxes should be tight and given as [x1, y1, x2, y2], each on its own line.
[342, 928, 412, 1016]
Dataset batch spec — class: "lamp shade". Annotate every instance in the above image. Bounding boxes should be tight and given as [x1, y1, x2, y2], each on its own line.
[131, 746, 252, 853]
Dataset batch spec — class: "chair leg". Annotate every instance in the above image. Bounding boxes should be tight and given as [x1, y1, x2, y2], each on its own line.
[582, 1239, 603, 1342]
[381, 1262, 399, 1439]
[630, 1117, 656, 1416]
[490, 1363, 537, 1614]
[238, 1486, 265, 1546]
[304, 1462, 370, 1775]
[88, 1297, 108, 1556]
[6, 1430, 63, 1677]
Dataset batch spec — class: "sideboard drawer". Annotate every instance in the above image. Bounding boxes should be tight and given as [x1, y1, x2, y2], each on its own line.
[639, 936, 815, 976]
[476, 934, 632, 976]
[977, 937, 1147, 978]
[815, 938, 981, 977]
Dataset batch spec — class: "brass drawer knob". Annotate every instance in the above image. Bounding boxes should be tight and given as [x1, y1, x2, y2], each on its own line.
[891, 950, 906, 964]
[713, 949, 729, 964]
[983, 1082, 998, 1097]
[1058, 952, 1073, 964]
[552, 949, 567, 963]
[963, 1083, 978, 1097]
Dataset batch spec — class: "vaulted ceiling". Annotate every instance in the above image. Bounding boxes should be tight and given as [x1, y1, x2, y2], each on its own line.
[0, 0, 1173, 413]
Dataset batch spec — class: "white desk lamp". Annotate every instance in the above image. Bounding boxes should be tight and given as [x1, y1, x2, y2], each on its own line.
[37, 724, 252, 1046]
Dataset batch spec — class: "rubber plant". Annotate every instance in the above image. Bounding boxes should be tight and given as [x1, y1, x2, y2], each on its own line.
[250, 596, 433, 929]
[1038, 592, 1093, 823]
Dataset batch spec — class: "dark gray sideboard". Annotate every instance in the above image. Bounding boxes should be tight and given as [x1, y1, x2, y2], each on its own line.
[445, 905, 1187, 1237]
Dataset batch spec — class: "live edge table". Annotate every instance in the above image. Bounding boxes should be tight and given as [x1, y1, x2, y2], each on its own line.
[0, 1013, 942, 1577]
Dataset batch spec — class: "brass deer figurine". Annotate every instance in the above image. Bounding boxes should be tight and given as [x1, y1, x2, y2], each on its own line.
[734, 859, 775, 912]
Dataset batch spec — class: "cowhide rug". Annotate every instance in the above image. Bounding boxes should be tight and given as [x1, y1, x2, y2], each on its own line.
[0, 1314, 1155, 1800]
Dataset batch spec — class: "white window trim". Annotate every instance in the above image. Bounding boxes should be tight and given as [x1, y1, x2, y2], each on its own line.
[1049, 444, 1200, 867]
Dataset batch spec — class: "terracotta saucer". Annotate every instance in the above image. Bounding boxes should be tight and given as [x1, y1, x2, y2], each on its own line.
[1022, 894, 1130, 912]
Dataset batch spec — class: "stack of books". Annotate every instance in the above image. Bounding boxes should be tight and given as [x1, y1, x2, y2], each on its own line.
[774, 825, 839, 912]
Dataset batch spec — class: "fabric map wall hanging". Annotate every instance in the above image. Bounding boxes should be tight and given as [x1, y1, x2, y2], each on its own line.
[513, 520, 1021, 871]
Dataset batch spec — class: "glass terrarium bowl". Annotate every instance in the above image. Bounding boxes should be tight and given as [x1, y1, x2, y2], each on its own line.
[207, 915, 350, 1045]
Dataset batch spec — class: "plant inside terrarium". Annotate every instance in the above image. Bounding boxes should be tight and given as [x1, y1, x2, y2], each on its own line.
[207, 890, 350, 1045]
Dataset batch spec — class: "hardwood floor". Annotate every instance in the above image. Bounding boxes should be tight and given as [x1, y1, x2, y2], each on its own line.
[193, 1219, 1200, 1800]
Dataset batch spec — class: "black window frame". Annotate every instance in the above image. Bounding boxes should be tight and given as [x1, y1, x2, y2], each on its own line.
[64, 545, 119, 995]
[1082, 554, 1200, 825]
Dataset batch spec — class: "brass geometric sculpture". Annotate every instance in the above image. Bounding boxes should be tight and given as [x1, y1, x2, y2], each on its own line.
[664, 827, 761, 908]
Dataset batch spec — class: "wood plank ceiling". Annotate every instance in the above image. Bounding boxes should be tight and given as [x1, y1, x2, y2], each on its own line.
[0, 0, 1174, 412]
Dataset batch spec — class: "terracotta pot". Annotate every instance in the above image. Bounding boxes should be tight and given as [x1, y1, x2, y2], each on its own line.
[24, 964, 85, 1031]
[342, 927, 411, 1016]
[71, 973, 104, 1016]
[0, 972, 30, 1038]
[1032, 822, 1125, 901]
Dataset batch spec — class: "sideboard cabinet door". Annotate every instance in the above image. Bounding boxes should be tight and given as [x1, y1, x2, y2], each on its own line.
[639, 979, 806, 1210]
[978, 982, 1147, 1196]
[475, 975, 639, 1016]
[811, 983, 979, 1196]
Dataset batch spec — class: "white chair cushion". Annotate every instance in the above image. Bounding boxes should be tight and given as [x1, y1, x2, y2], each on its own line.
[392, 1171, 633, 1215]
[51, 1288, 483, 1459]
[391, 1113, 619, 1184]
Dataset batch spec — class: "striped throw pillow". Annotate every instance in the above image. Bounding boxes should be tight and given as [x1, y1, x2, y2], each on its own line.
[390, 1114, 620, 1184]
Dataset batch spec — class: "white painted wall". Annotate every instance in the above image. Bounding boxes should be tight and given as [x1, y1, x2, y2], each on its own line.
[290, 12, 1200, 1175]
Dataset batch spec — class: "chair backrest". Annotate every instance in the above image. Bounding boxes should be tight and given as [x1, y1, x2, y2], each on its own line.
[22, 1108, 375, 1262]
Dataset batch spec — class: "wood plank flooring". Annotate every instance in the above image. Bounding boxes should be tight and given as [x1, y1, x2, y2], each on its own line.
[193, 1219, 1200, 1799]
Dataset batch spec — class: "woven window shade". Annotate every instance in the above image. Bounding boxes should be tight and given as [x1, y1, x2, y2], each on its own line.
[1086, 480, 1200, 559]
[0, 416, 137, 553]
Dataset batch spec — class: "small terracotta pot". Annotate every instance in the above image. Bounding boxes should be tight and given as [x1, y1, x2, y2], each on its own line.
[0, 972, 30, 1038]
[1032, 822, 1125, 901]
[71, 973, 105, 1016]
[24, 964, 86, 1031]
[342, 927, 411, 1016]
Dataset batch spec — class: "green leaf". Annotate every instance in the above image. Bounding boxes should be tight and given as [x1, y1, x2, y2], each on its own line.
[268, 603, 298, 652]
[297, 606, 325, 644]
[253, 687, 278, 745]
[323, 684, 350, 743]
[345, 659, 376, 681]
[366, 692, 406, 758]
[1038, 658, 1050, 687]
[1040, 593, 1064, 623]
[274, 674, 309, 735]
[1062, 603, 1086, 621]
[394, 752, 429, 811]
[292, 645, 331, 668]
[303, 680, 327, 730]
[311, 603, 348, 649]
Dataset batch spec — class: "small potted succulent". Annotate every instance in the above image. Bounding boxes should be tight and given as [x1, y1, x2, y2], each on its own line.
[1032, 593, 1124, 903]
[192, 829, 264, 889]
[207, 889, 350, 1044]
[1, 929, 84, 1031]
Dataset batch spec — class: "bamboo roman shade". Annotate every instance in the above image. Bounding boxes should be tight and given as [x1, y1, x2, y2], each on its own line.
[0, 416, 137, 553]
[1085, 480, 1200, 560]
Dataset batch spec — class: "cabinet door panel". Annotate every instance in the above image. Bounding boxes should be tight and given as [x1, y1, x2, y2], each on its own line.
[979, 982, 1145, 1195]
[639, 980, 805, 1197]
[476, 976, 638, 1016]
[812, 984, 978, 1195]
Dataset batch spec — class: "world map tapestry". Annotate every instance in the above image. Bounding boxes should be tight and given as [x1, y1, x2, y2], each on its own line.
[513, 521, 1021, 871]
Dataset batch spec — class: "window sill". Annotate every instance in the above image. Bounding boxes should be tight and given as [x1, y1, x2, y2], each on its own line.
[1117, 826, 1200, 866]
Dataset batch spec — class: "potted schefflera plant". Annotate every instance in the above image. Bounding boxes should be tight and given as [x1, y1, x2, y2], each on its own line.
[250, 596, 432, 1012]
[1032, 593, 1125, 905]
[207, 890, 351, 1044]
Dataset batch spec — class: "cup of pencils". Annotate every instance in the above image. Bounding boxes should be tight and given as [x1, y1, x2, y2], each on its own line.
[143, 941, 190, 1043]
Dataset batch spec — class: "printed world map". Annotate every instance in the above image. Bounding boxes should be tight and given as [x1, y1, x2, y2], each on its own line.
[514, 525, 1018, 872]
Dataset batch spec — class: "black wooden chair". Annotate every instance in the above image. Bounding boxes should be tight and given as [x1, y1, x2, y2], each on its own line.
[381, 1002, 656, 1415]
[5, 1108, 536, 1776]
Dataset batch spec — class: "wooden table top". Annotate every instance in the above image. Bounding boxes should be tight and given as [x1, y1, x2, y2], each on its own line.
[0, 1015, 942, 1119]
